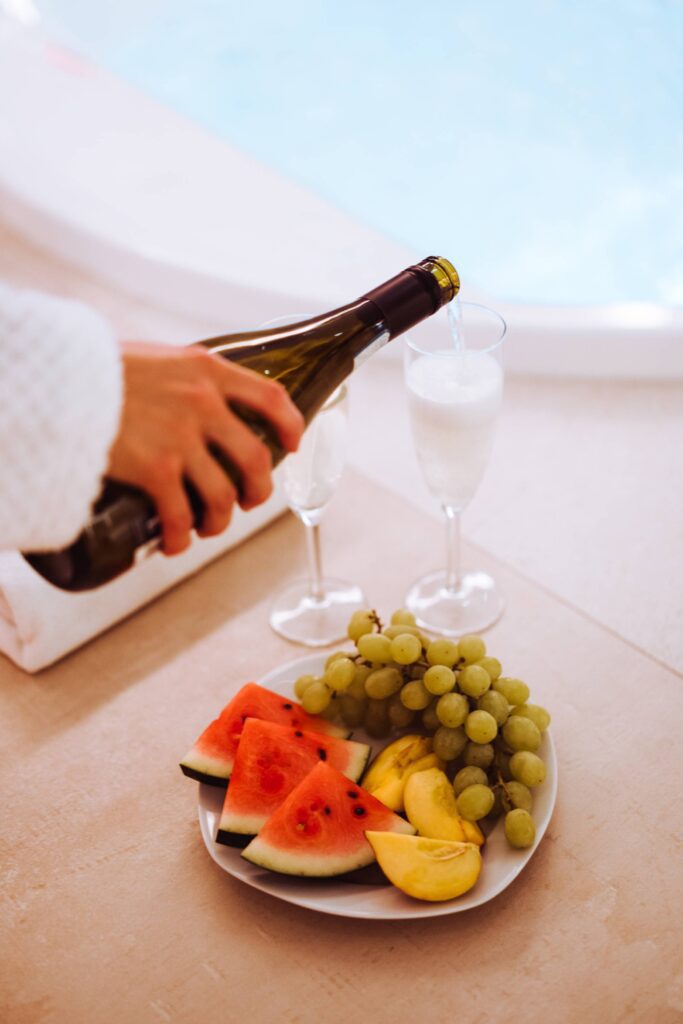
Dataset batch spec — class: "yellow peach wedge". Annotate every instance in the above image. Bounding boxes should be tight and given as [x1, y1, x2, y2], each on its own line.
[366, 831, 482, 902]
[361, 735, 442, 811]
[404, 767, 485, 846]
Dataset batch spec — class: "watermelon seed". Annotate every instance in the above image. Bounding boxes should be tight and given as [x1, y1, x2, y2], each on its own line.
[347, 791, 359, 799]
[324, 806, 332, 815]
[294, 730, 303, 737]
[317, 748, 327, 761]
[282, 703, 293, 710]
[353, 806, 367, 817]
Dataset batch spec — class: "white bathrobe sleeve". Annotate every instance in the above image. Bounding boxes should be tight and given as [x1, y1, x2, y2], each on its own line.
[0, 281, 123, 552]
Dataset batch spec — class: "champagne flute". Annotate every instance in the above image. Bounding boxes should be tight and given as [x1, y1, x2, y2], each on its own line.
[403, 301, 506, 635]
[267, 317, 365, 646]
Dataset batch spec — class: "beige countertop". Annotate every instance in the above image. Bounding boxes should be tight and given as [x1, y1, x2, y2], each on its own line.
[1, 471, 682, 1024]
[1, 218, 682, 1023]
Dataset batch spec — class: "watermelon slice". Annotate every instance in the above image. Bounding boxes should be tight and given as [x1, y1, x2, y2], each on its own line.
[241, 762, 415, 877]
[216, 719, 371, 842]
[180, 683, 349, 786]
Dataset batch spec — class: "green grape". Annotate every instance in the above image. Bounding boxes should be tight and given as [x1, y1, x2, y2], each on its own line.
[502, 716, 542, 753]
[459, 635, 486, 663]
[357, 633, 393, 663]
[324, 656, 356, 692]
[463, 741, 495, 769]
[365, 666, 403, 700]
[456, 784, 495, 821]
[399, 680, 432, 711]
[432, 725, 467, 762]
[382, 623, 423, 640]
[509, 703, 551, 732]
[347, 609, 376, 642]
[293, 674, 317, 700]
[325, 651, 348, 670]
[364, 698, 391, 738]
[388, 695, 416, 729]
[465, 710, 498, 744]
[421, 701, 441, 732]
[347, 664, 372, 701]
[452, 765, 488, 797]
[301, 681, 332, 714]
[509, 751, 546, 787]
[477, 689, 510, 726]
[390, 608, 417, 626]
[500, 781, 533, 814]
[492, 677, 530, 705]
[339, 694, 367, 728]
[426, 639, 460, 668]
[505, 808, 536, 848]
[423, 664, 456, 696]
[390, 633, 422, 665]
[458, 664, 491, 698]
[477, 656, 502, 681]
[435, 692, 469, 728]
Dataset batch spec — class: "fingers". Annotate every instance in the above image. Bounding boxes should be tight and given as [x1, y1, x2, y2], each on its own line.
[206, 406, 274, 511]
[214, 359, 305, 453]
[185, 448, 238, 537]
[146, 457, 194, 556]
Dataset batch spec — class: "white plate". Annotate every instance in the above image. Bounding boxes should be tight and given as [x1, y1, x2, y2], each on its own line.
[197, 653, 558, 920]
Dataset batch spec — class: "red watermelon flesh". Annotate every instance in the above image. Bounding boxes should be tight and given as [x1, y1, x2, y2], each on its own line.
[241, 762, 415, 877]
[216, 719, 370, 841]
[179, 683, 350, 786]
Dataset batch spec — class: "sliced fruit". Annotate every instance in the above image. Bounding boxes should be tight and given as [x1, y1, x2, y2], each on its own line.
[366, 832, 482, 901]
[179, 682, 349, 786]
[369, 753, 445, 812]
[241, 762, 414, 877]
[404, 767, 485, 846]
[361, 734, 438, 811]
[216, 719, 370, 841]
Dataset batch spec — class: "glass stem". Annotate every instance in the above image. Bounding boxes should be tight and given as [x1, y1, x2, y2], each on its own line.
[304, 521, 325, 602]
[444, 504, 461, 594]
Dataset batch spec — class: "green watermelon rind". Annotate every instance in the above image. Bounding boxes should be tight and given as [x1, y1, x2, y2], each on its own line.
[241, 816, 414, 877]
[179, 752, 231, 787]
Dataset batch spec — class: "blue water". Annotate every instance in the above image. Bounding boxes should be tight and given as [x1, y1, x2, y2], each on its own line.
[36, 1, 683, 306]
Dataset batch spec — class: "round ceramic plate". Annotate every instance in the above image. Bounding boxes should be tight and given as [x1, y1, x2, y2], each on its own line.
[197, 652, 558, 920]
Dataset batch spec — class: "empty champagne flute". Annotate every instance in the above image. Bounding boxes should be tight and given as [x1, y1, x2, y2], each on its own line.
[267, 317, 365, 646]
[403, 301, 506, 635]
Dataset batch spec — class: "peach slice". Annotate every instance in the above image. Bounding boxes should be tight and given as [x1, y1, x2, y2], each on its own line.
[404, 767, 485, 846]
[362, 735, 442, 812]
[366, 831, 482, 901]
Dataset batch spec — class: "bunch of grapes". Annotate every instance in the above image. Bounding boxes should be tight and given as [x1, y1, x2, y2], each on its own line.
[294, 607, 551, 850]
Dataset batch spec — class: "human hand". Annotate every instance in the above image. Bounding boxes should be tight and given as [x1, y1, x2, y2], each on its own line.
[107, 342, 304, 555]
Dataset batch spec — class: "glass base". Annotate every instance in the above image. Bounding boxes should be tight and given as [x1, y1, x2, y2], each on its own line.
[405, 569, 504, 637]
[269, 578, 365, 647]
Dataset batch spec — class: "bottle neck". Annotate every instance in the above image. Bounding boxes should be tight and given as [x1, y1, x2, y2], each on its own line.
[361, 257, 459, 338]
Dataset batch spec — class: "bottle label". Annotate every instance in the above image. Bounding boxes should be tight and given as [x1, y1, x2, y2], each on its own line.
[353, 330, 390, 371]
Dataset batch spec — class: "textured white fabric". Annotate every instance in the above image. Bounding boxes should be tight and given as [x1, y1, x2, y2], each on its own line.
[0, 281, 123, 550]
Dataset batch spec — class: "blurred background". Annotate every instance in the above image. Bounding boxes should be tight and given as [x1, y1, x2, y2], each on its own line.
[1, 0, 682, 374]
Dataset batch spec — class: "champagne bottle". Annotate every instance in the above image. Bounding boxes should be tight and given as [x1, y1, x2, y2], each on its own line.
[24, 256, 459, 591]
